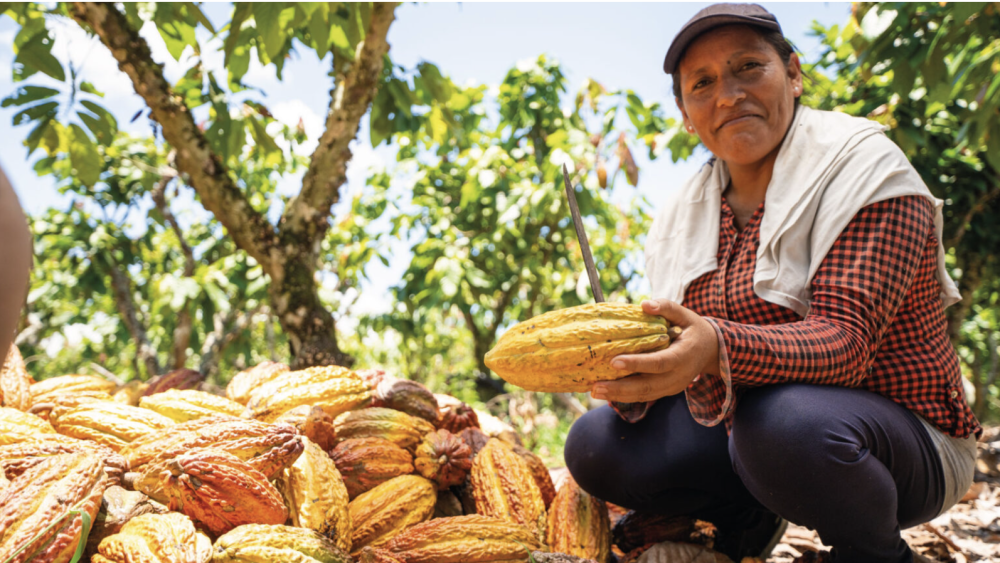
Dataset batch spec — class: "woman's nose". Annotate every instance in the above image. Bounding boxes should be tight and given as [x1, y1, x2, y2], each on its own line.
[716, 76, 746, 107]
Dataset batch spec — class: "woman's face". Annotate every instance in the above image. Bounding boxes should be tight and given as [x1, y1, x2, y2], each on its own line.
[676, 25, 802, 168]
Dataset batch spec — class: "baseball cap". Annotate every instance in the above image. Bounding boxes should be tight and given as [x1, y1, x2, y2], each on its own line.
[663, 3, 783, 74]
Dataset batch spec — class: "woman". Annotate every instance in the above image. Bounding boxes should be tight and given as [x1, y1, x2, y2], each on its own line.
[564, 4, 980, 563]
[0, 163, 32, 360]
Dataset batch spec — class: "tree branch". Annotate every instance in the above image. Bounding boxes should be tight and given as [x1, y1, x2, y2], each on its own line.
[106, 256, 160, 377]
[946, 180, 1000, 249]
[199, 305, 265, 379]
[70, 2, 278, 272]
[280, 2, 399, 245]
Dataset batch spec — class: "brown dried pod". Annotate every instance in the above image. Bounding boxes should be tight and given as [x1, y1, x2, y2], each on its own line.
[511, 442, 557, 509]
[330, 437, 414, 500]
[225, 361, 290, 405]
[373, 378, 439, 424]
[84, 487, 171, 560]
[437, 401, 480, 433]
[273, 404, 338, 452]
[275, 437, 352, 553]
[334, 407, 435, 454]
[142, 368, 205, 397]
[348, 474, 436, 554]
[0, 452, 107, 563]
[470, 438, 548, 545]
[91, 511, 212, 563]
[459, 427, 490, 456]
[413, 429, 472, 490]
[547, 475, 612, 563]
[383, 514, 544, 563]
[0, 437, 127, 487]
[612, 511, 716, 553]
[1, 344, 32, 411]
[162, 448, 288, 537]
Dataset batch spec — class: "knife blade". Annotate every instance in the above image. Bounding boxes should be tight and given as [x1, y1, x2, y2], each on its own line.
[562, 163, 605, 303]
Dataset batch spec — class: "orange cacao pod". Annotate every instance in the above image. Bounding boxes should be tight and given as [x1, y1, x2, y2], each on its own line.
[0, 437, 127, 487]
[1, 344, 32, 411]
[437, 401, 480, 433]
[470, 438, 548, 544]
[225, 361, 289, 405]
[91, 512, 211, 563]
[546, 475, 611, 563]
[0, 452, 107, 563]
[275, 437, 352, 552]
[334, 407, 435, 454]
[413, 429, 472, 490]
[511, 442, 557, 508]
[348, 474, 436, 553]
[162, 448, 288, 536]
[273, 404, 338, 452]
[384, 514, 544, 563]
[330, 437, 414, 499]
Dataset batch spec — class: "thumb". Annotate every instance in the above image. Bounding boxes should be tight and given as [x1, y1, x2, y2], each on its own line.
[642, 298, 695, 327]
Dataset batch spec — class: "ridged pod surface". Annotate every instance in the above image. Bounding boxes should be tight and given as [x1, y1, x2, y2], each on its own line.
[84, 486, 170, 559]
[334, 407, 435, 454]
[273, 405, 338, 452]
[111, 380, 149, 406]
[1, 344, 32, 411]
[471, 439, 547, 545]
[212, 524, 352, 563]
[122, 416, 303, 476]
[224, 361, 290, 405]
[356, 547, 404, 563]
[275, 437, 352, 552]
[0, 452, 107, 563]
[384, 514, 544, 563]
[49, 402, 175, 452]
[546, 475, 611, 563]
[30, 374, 117, 404]
[91, 512, 212, 563]
[413, 429, 472, 490]
[162, 449, 288, 536]
[139, 389, 244, 422]
[34, 390, 115, 422]
[0, 438, 127, 487]
[142, 368, 205, 397]
[436, 400, 480, 433]
[510, 443, 557, 509]
[330, 437, 414, 499]
[347, 474, 436, 553]
[246, 366, 371, 423]
[371, 378, 439, 423]
[484, 303, 671, 392]
[0, 406, 57, 445]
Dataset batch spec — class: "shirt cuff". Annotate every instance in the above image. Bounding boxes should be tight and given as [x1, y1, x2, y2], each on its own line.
[684, 317, 735, 427]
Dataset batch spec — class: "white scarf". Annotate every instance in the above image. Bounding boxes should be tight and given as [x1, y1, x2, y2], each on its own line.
[644, 105, 961, 316]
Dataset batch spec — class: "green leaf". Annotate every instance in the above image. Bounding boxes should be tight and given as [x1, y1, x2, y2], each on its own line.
[79, 81, 103, 97]
[428, 105, 448, 145]
[23, 116, 55, 155]
[224, 3, 252, 65]
[68, 123, 102, 187]
[14, 32, 65, 82]
[12, 100, 57, 125]
[370, 89, 392, 147]
[248, 116, 281, 157]
[307, 6, 330, 54]
[2, 85, 59, 107]
[252, 3, 286, 62]
[158, 17, 197, 61]
[185, 2, 216, 33]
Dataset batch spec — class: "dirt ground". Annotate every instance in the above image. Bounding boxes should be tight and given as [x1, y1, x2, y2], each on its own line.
[769, 425, 1000, 563]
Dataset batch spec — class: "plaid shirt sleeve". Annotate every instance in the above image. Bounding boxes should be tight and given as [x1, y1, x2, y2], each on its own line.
[685, 197, 932, 426]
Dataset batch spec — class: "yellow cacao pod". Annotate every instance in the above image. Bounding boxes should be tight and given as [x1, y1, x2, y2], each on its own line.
[471, 438, 548, 545]
[49, 402, 175, 452]
[384, 514, 544, 563]
[0, 406, 57, 445]
[111, 380, 149, 406]
[139, 389, 244, 422]
[225, 361, 290, 405]
[275, 437, 352, 553]
[330, 437, 414, 500]
[213, 524, 353, 563]
[348, 474, 436, 554]
[510, 443, 557, 509]
[484, 303, 672, 392]
[91, 512, 212, 563]
[30, 374, 116, 404]
[334, 407, 436, 454]
[84, 485, 170, 559]
[0, 452, 107, 563]
[546, 475, 611, 563]
[246, 366, 371, 423]
[0, 437, 127, 488]
[1, 344, 32, 411]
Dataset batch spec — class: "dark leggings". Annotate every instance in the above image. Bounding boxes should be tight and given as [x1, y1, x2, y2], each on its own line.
[564, 384, 945, 563]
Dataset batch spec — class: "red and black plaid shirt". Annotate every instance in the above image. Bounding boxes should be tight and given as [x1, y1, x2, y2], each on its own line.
[682, 195, 981, 439]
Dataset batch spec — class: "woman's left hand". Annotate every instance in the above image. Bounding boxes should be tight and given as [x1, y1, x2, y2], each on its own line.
[591, 299, 720, 403]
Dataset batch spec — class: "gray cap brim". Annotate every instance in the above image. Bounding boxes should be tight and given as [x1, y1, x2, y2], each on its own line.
[663, 14, 782, 74]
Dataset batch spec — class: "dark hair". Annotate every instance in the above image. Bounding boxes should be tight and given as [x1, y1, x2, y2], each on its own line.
[671, 26, 799, 103]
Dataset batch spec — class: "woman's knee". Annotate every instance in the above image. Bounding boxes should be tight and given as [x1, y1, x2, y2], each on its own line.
[564, 406, 628, 495]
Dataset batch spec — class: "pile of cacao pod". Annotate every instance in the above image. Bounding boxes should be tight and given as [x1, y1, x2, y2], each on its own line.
[1, 343, 721, 563]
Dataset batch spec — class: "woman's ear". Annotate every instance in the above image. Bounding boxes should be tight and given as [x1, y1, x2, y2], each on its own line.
[787, 52, 803, 97]
[676, 98, 694, 134]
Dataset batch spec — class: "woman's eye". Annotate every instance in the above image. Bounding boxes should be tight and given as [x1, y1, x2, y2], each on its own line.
[692, 79, 709, 90]
[741, 62, 761, 71]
